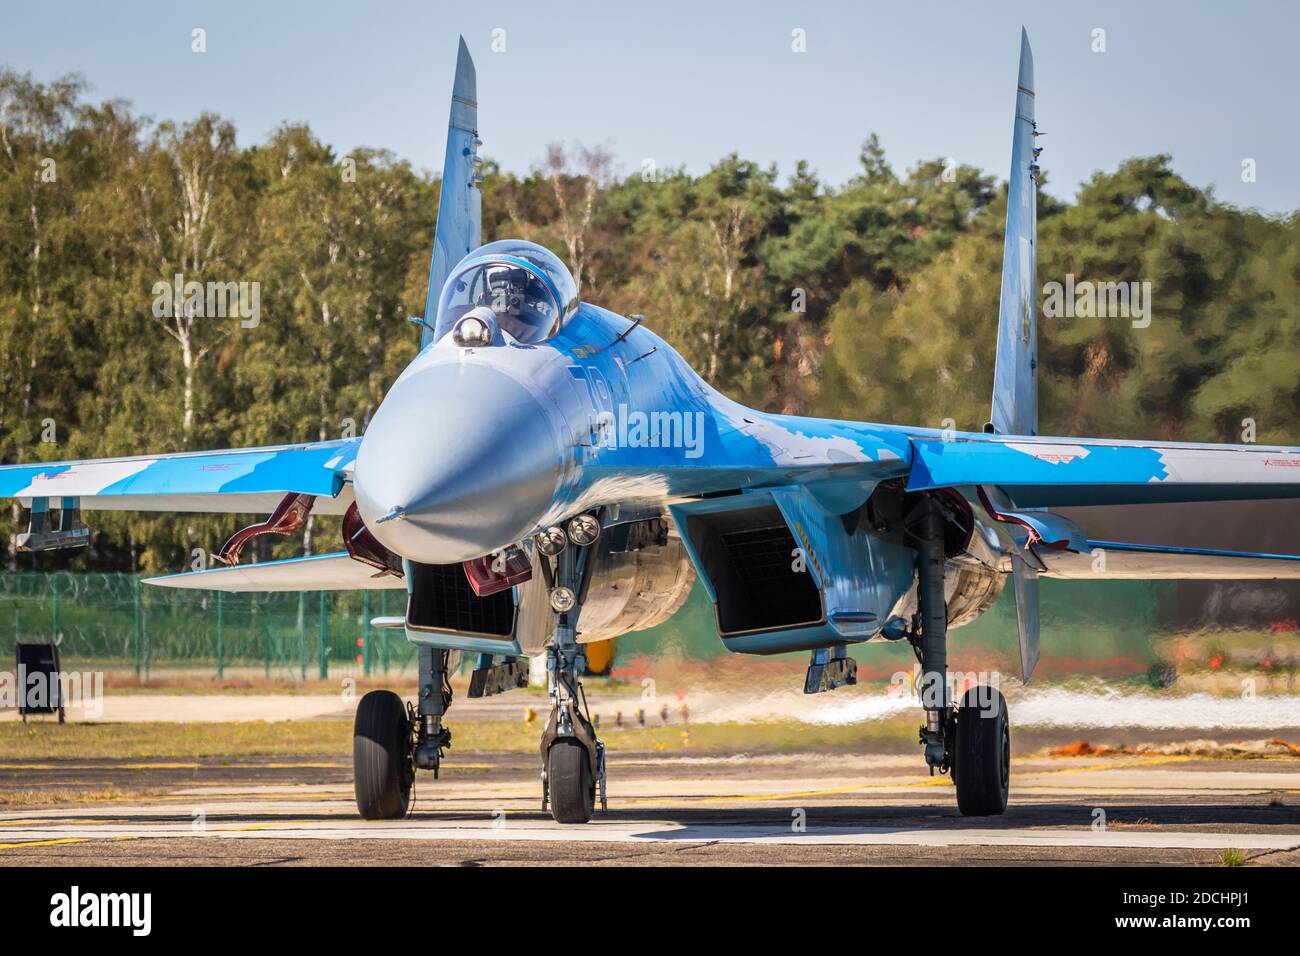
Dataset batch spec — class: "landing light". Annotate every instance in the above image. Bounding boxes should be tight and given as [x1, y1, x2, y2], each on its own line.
[535, 526, 567, 556]
[549, 586, 577, 613]
[566, 514, 601, 547]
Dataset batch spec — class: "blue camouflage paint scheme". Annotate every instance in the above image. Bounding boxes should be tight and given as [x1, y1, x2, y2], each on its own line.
[0, 463, 74, 491]
[551, 302, 915, 509]
[908, 435, 1300, 508]
[909, 436, 1167, 489]
[0, 440, 358, 504]
[7, 30, 1300, 667]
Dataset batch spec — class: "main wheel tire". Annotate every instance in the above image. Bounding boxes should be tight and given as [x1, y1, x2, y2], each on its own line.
[954, 685, 1010, 816]
[353, 690, 413, 820]
[547, 738, 595, 824]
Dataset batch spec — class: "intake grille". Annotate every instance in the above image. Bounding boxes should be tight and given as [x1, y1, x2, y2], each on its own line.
[408, 562, 515, 638]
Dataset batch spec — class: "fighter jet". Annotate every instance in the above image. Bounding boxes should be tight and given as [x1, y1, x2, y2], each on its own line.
[5, 31, 1300, 823]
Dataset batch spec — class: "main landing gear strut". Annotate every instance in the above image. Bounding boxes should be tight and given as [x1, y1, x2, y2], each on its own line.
[353, 646, 451, 820]
[908, 494, 1010, 816]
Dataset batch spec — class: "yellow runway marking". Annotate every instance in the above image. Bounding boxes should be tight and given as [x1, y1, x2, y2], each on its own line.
[218, 816, 312, 832]
[0, 760, 496, 771]
[694, 778, 952, 804]
[0, 837, 92, 850]
[0, 818, 110, 827]
[119, 763, 202, 770]
[0, 762, 205, 770]
[251, 762, 347, 769]
[0, 834, 143, 850]
[1013, 785, 1300, 793]
[1041, 756, 1192, 775]
[0, 764, 61, 770]
[618, 757, 1201, 806]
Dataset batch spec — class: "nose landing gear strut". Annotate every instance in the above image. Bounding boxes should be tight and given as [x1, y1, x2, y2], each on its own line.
[538, 512, 607, 824]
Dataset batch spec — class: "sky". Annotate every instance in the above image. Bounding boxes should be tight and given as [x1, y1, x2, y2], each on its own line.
[3, 0, 1298, 214]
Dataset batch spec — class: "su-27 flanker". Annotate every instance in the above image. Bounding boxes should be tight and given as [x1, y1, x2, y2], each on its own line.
[7, 30, 1300, 823]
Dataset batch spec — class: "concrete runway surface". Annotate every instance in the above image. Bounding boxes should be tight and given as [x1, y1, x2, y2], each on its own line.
[2, 751, 1299, 866]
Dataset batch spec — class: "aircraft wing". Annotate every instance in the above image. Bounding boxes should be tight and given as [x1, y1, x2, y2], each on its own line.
[906, 433, 1300, 507]
[1038, 540, 1300, 580]
[144, 551, 406, 591]
[0, 439, 359, 514]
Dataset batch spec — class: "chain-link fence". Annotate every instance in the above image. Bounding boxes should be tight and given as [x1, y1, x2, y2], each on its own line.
[0, 572, 418, 680]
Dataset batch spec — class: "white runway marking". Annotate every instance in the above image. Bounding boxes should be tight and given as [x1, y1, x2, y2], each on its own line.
[2, 809, 1297, 851]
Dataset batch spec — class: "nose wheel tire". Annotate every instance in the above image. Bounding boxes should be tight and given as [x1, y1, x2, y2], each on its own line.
[353, 690, 414, 820]
[547, 739, 596, 824]
[953, 686, 1010, 816]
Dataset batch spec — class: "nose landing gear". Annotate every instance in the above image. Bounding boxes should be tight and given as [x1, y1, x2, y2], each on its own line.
[540, 678, 606, 823]
[538, 511, 607, 824]
[353, 646, 452, 820]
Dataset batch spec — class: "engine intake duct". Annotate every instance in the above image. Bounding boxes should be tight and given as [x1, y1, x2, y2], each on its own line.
[407, 561, 515, 639]
[683, 505, 824, 636]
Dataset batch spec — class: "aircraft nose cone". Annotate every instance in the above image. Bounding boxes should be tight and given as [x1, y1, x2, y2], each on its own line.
[353, 362, 563, 564]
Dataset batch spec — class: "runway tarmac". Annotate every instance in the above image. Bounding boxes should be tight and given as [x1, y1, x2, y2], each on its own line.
[2, 750, 1298, 865]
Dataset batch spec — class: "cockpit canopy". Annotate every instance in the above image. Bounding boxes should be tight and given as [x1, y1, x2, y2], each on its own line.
[433, 240, 579, 345]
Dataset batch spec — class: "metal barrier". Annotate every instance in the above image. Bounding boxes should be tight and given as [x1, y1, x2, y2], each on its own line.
[0, 572, 418, 680]
[0, 571, 1188, 682]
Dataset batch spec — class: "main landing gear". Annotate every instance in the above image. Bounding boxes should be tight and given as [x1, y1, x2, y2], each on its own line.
[907, 494, 1009, 816]
[353, 646, 451, 820]
[351, 511, 609, 824]
[537, 512, 607, 824]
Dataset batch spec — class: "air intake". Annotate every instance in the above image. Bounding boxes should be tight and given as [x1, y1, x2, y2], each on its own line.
[407, 562, 515, 638]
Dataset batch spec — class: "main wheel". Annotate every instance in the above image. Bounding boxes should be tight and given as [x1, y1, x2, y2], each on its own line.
[547, 738, 595, 824]
[953, 685, 1010, 816]
[353, 690, 413, 820]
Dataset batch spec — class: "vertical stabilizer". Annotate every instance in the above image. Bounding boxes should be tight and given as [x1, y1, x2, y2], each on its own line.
[1012, 554, 1040, 682]
[421, 36, 483, 348]
[993, 30, 1042, 682]
[988, 28, 1038, 437]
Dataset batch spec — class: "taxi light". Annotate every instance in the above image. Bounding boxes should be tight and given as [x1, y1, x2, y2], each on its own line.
[566, 514, 601, 547]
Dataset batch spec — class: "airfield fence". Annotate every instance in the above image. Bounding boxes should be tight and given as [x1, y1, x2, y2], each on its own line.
[0, 571, 1264, 684]
[0, 572, 418, 680]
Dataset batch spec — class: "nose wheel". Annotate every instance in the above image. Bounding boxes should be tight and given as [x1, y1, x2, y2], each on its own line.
[539, 654, 608, 824]
[545, 735, 598, 823]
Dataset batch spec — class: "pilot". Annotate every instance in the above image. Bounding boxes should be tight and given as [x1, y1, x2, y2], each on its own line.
[482, 264, 558, 342]
[434, 240, 579, 346]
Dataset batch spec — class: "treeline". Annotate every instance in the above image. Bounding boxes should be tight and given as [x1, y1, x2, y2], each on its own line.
[2, 69, 1298, 572]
